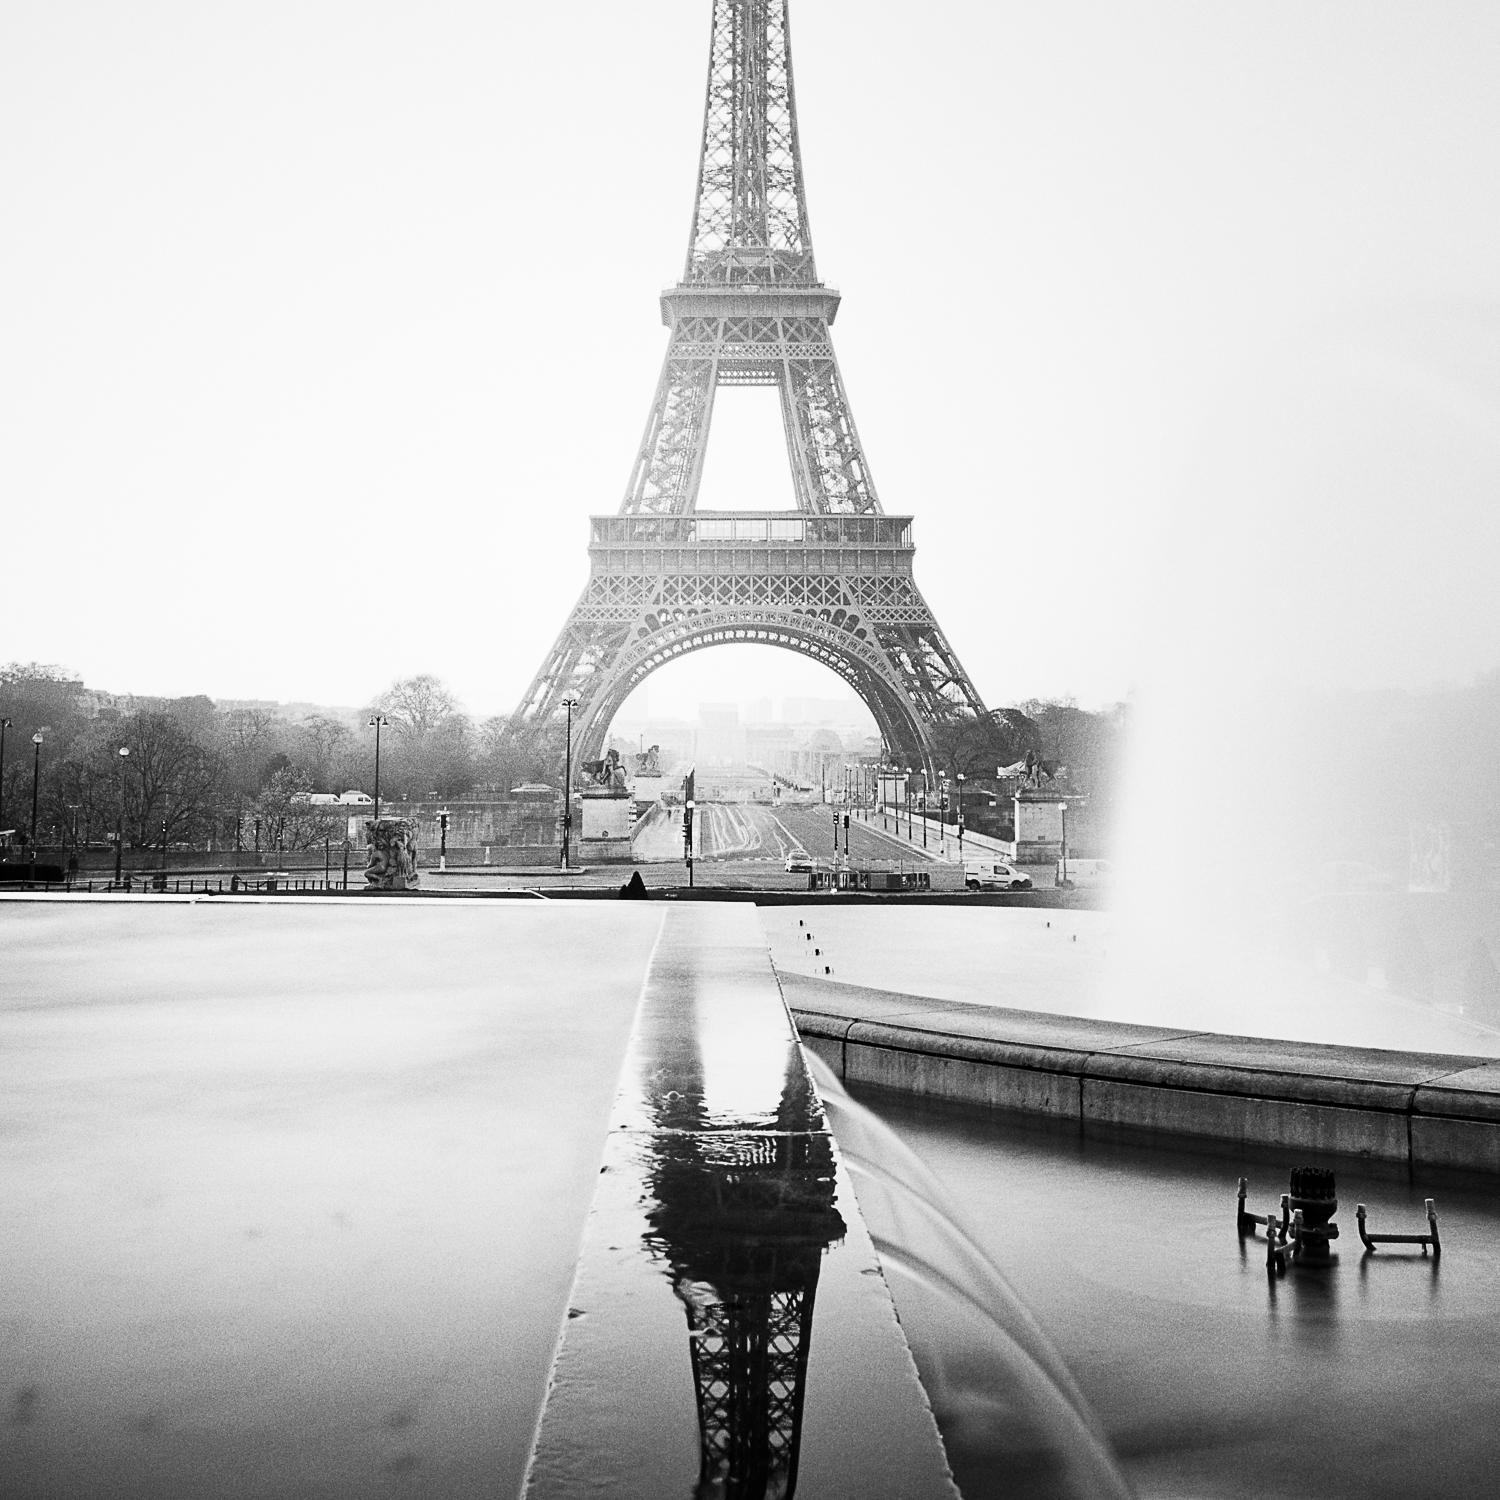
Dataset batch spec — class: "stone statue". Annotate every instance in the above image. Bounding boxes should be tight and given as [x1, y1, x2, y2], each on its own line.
[581, 747, 630, 791]
[365, 818, 419, 890]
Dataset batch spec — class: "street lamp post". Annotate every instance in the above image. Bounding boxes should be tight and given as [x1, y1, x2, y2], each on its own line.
[436, 807, 450, 872]
[560, 697, 578, 871]
[368, 715, 390, 824]
[918, 769, 928, 849]
[0, 716, 10, 845]
[957, 772, 967, 857]
[1059, 801, 1069, 887]
[66, 803, 81, 885]
[28, 733, 44, 880]
[114, 746, 130, 888]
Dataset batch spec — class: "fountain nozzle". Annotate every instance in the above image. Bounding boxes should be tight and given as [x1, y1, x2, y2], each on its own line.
[1238, 1168, 1441, 1276]
[1286, 1165, 1339, 1264]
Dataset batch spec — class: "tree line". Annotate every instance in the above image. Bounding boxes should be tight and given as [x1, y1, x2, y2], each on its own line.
[0, 658, 1146, 857]
[0, 664, 564, 855]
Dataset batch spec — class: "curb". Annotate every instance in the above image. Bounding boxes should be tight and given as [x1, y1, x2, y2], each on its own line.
[785, 972, 1500, 1176]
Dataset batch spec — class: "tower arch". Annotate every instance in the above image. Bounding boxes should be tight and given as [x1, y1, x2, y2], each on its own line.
[508, 0, 989, 786]
[569, 612, 933, 773]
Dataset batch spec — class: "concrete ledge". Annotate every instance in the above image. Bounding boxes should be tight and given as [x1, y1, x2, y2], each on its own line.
[785, 973, 1500, 1174]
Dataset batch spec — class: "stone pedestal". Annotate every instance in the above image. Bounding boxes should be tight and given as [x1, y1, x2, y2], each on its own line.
[364, 818, 419, 890]
[1013, 791, 1066, 866]
[577, 791, 636, 864]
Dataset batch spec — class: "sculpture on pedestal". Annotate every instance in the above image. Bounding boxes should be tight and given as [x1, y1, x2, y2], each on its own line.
[364, 819, 418, 890]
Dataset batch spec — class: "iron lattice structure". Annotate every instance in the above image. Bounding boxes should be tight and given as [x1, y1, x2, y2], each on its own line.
[514, 0, 987, 770]
[643, 1035, 844, 1500]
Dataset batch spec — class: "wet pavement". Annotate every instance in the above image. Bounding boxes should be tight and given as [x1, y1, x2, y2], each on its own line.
[2, 898, 966, 1500]
[10, 894, 1500, 1499]
[527, 904, 958, 1499]
[855, 1084, 1500, 1499]
[0, 898, 664, 1500]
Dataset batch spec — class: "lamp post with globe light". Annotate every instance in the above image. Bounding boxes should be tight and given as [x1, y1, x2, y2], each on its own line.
[28, 732, 45, 881]
[114, 746, 130, 888]
[368, 715, 390, 823]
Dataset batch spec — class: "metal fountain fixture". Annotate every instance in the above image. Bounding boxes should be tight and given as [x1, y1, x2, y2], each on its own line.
[1237, 1166, 1441, 1276]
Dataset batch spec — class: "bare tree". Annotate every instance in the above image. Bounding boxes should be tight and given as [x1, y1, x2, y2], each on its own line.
[930, 708, 1040, 783]
[369, 675, 475, 798]
[51, 723, 126, 847]
[218, 708, 281, 798]
[375, 675, 461, 739]
[294, 715, 353, 790]
[253, 767, 344, 854]
[477, 714, 562, 791]
[122, 711, 223, 847]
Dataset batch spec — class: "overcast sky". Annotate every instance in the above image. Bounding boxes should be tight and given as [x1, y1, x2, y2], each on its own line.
[4, 1, 1498, 724]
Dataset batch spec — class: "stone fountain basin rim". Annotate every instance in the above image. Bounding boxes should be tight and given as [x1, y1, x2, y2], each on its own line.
[786, 973, 1500, 1174]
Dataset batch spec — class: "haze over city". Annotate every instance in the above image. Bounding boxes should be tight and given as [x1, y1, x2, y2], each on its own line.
[6, 1, 1498, 723]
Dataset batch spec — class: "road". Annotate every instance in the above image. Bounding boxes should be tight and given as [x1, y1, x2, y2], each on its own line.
[633, 800, 932, 871]
[429, 801, 981, 894]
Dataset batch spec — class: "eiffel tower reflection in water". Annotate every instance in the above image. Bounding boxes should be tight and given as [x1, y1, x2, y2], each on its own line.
[642, 1030, 846, 1499]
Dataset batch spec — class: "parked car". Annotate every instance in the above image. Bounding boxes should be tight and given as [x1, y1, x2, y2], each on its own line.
[964, 859, 1032, 891]
[784, 850, 815, 873]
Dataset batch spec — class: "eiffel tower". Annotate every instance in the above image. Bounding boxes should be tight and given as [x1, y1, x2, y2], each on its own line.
[513, 0, 987, 772]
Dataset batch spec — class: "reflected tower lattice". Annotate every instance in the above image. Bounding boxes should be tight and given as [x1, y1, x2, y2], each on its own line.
[512, 0, 987, 772]
[643, 1025, 845, 1498]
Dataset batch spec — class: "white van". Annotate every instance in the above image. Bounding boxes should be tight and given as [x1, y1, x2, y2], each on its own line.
[964, 859, 1033, 891]
[1056, 857, 1112, 889]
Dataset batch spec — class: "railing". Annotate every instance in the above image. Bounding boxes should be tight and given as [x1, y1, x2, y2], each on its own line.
[808, 868, 931, 893]
[6, 875, 350, 895]
[590, 513, 913, 549]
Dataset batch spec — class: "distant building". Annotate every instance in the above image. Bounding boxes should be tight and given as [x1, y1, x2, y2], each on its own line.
[696, 704, 745, 766]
